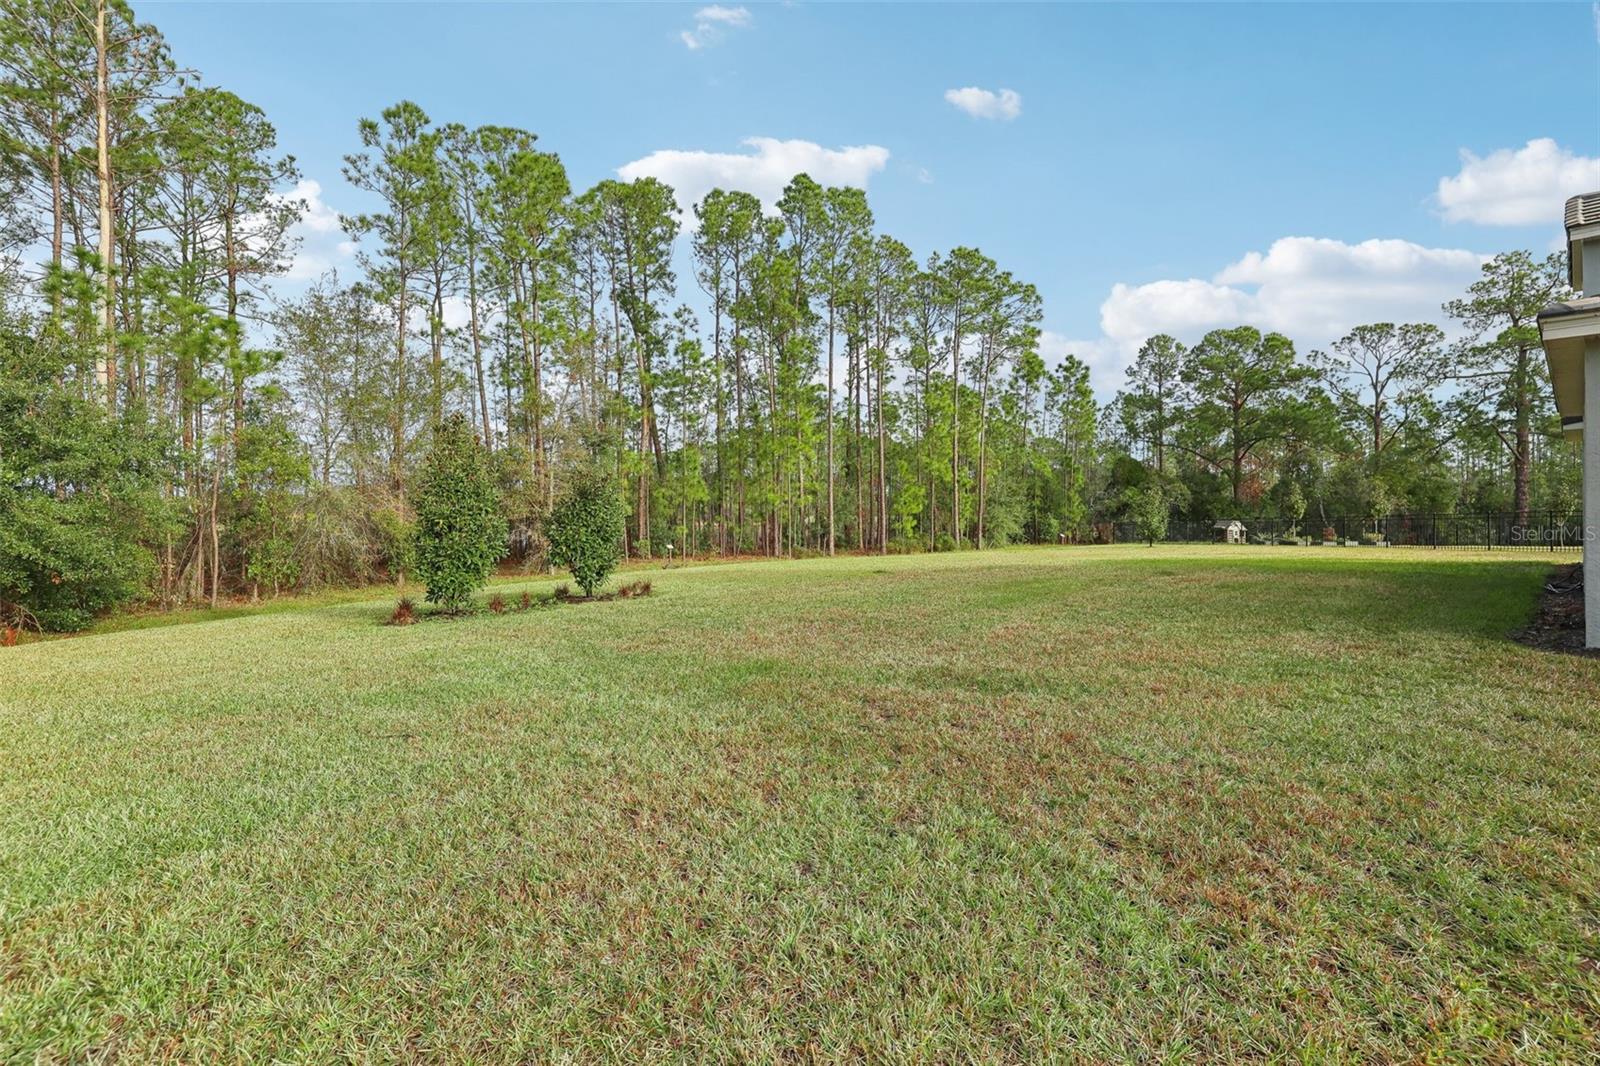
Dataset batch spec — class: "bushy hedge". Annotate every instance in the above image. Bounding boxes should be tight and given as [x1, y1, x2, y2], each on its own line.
[0, 322, 171, 631]
[413, 414, 504, 611]
[545, 469, 626, 597]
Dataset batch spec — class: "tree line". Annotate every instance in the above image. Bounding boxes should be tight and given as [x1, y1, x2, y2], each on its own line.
[0, 0, 1577, 631]
[1107, 248, 1573, 538]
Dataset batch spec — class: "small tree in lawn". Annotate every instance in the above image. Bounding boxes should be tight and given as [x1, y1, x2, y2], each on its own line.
[414, 414, 504, 612]
[1127, 484, 1169, 546]
[1282, 481, 1307, 539]
[1365, 478, 1394, 539]
[545, 469, 626, 597]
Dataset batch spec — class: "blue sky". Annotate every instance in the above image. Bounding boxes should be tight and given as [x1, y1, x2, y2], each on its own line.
[150, 1, 1599, 395]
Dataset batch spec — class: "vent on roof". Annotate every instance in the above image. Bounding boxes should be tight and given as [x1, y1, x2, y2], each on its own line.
[1565, 193, 1600, 233]
[1565, 193, 1600, 292]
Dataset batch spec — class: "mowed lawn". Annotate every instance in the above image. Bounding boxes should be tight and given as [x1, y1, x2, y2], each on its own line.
[2, 547, 1598, 1060]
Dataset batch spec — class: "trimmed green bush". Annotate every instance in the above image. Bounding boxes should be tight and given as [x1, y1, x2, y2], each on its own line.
[545, 469, 626, 597]
[413, 414, 504, 612]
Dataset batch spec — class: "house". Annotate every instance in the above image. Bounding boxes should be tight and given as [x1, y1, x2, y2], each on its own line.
[1213, 519, 1246, 544]
[1537, 193, 1600, 649]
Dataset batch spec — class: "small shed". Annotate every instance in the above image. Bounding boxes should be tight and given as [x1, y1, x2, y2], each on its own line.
[1213, 519, 1246, 544]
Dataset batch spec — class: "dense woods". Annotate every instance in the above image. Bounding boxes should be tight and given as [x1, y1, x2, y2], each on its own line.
[0, 0, 1579, 630]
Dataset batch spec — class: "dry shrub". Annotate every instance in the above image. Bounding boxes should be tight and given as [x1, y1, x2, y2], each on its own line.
[617, 578, 653, 599]
[519, 591, 532, 611]
[389, 597, 417, 626]
[553, 583, 572, 601]
[0, 627, 17, 648]
[488, 593, 506, 614]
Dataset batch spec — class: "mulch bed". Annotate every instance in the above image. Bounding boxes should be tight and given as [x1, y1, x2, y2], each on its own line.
[1514, 563, 1597, 657]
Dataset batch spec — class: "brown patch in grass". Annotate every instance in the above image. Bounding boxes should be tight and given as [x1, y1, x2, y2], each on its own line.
[388, 597, 416, 626]
[488, 593, 507, 614]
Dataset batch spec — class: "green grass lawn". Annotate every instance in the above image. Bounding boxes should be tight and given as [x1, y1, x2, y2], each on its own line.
[2, 546, 1597, 1060]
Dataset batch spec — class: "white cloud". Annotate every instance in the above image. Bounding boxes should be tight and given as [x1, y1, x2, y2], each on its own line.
[1436, 138, 1600, 226]
[275, 177, 356, 281]
[943, 86, 1022, 121]
[680, 5, 751, 50]
[1038, 331, 1125, 397]
[617, 136, 891, 220]
[287, 178, 342, 233]
[441, 294, 471, 332]
[1063, 236, 1486, 398]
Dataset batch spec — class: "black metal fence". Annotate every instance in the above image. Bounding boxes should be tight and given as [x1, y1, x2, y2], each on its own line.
[1104, 511, 1586, 551]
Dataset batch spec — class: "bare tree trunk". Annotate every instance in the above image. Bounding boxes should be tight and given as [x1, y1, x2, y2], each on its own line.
[712, 288, 726, 555]
[732, 261, 747, 549]
[393, 266, 410, 492]
[49, 131, 63, 314]
[1513, 349, 1531, 525]
[876, 354, 887, 555]
[950, 316, 961, 547]
[465, 211, 493, 449]
[430, 274, 444, 426]
[826, 296, 835, 556]
[93, 0, 115, 407]
[532, 282, 544, 495]
[977, 348, 991, 549]
[226, 208, 243, 445]
[209, 459, 222, 608]
[853, 332, 864, 550]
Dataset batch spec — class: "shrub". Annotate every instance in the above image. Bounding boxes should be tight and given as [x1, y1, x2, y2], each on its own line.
[1277, 536, 1300, 546]
[413, 414, 505, 612]
[232, 415, 310, 597]
[934, 532, 956, 553]
[488, 592, 506, 614]
[1359, 531, 1382, 546]
[389, 596, 416, 626]
[368, 496, 416, 585]
[296, 486, 373, 588]
[545, 469, 626, 597]
[0, 318, 172, 631]
[519, 591, 532, 610]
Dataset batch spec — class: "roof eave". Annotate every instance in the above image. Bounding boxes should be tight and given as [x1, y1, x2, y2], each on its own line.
[1538, 300, 1600, 425]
